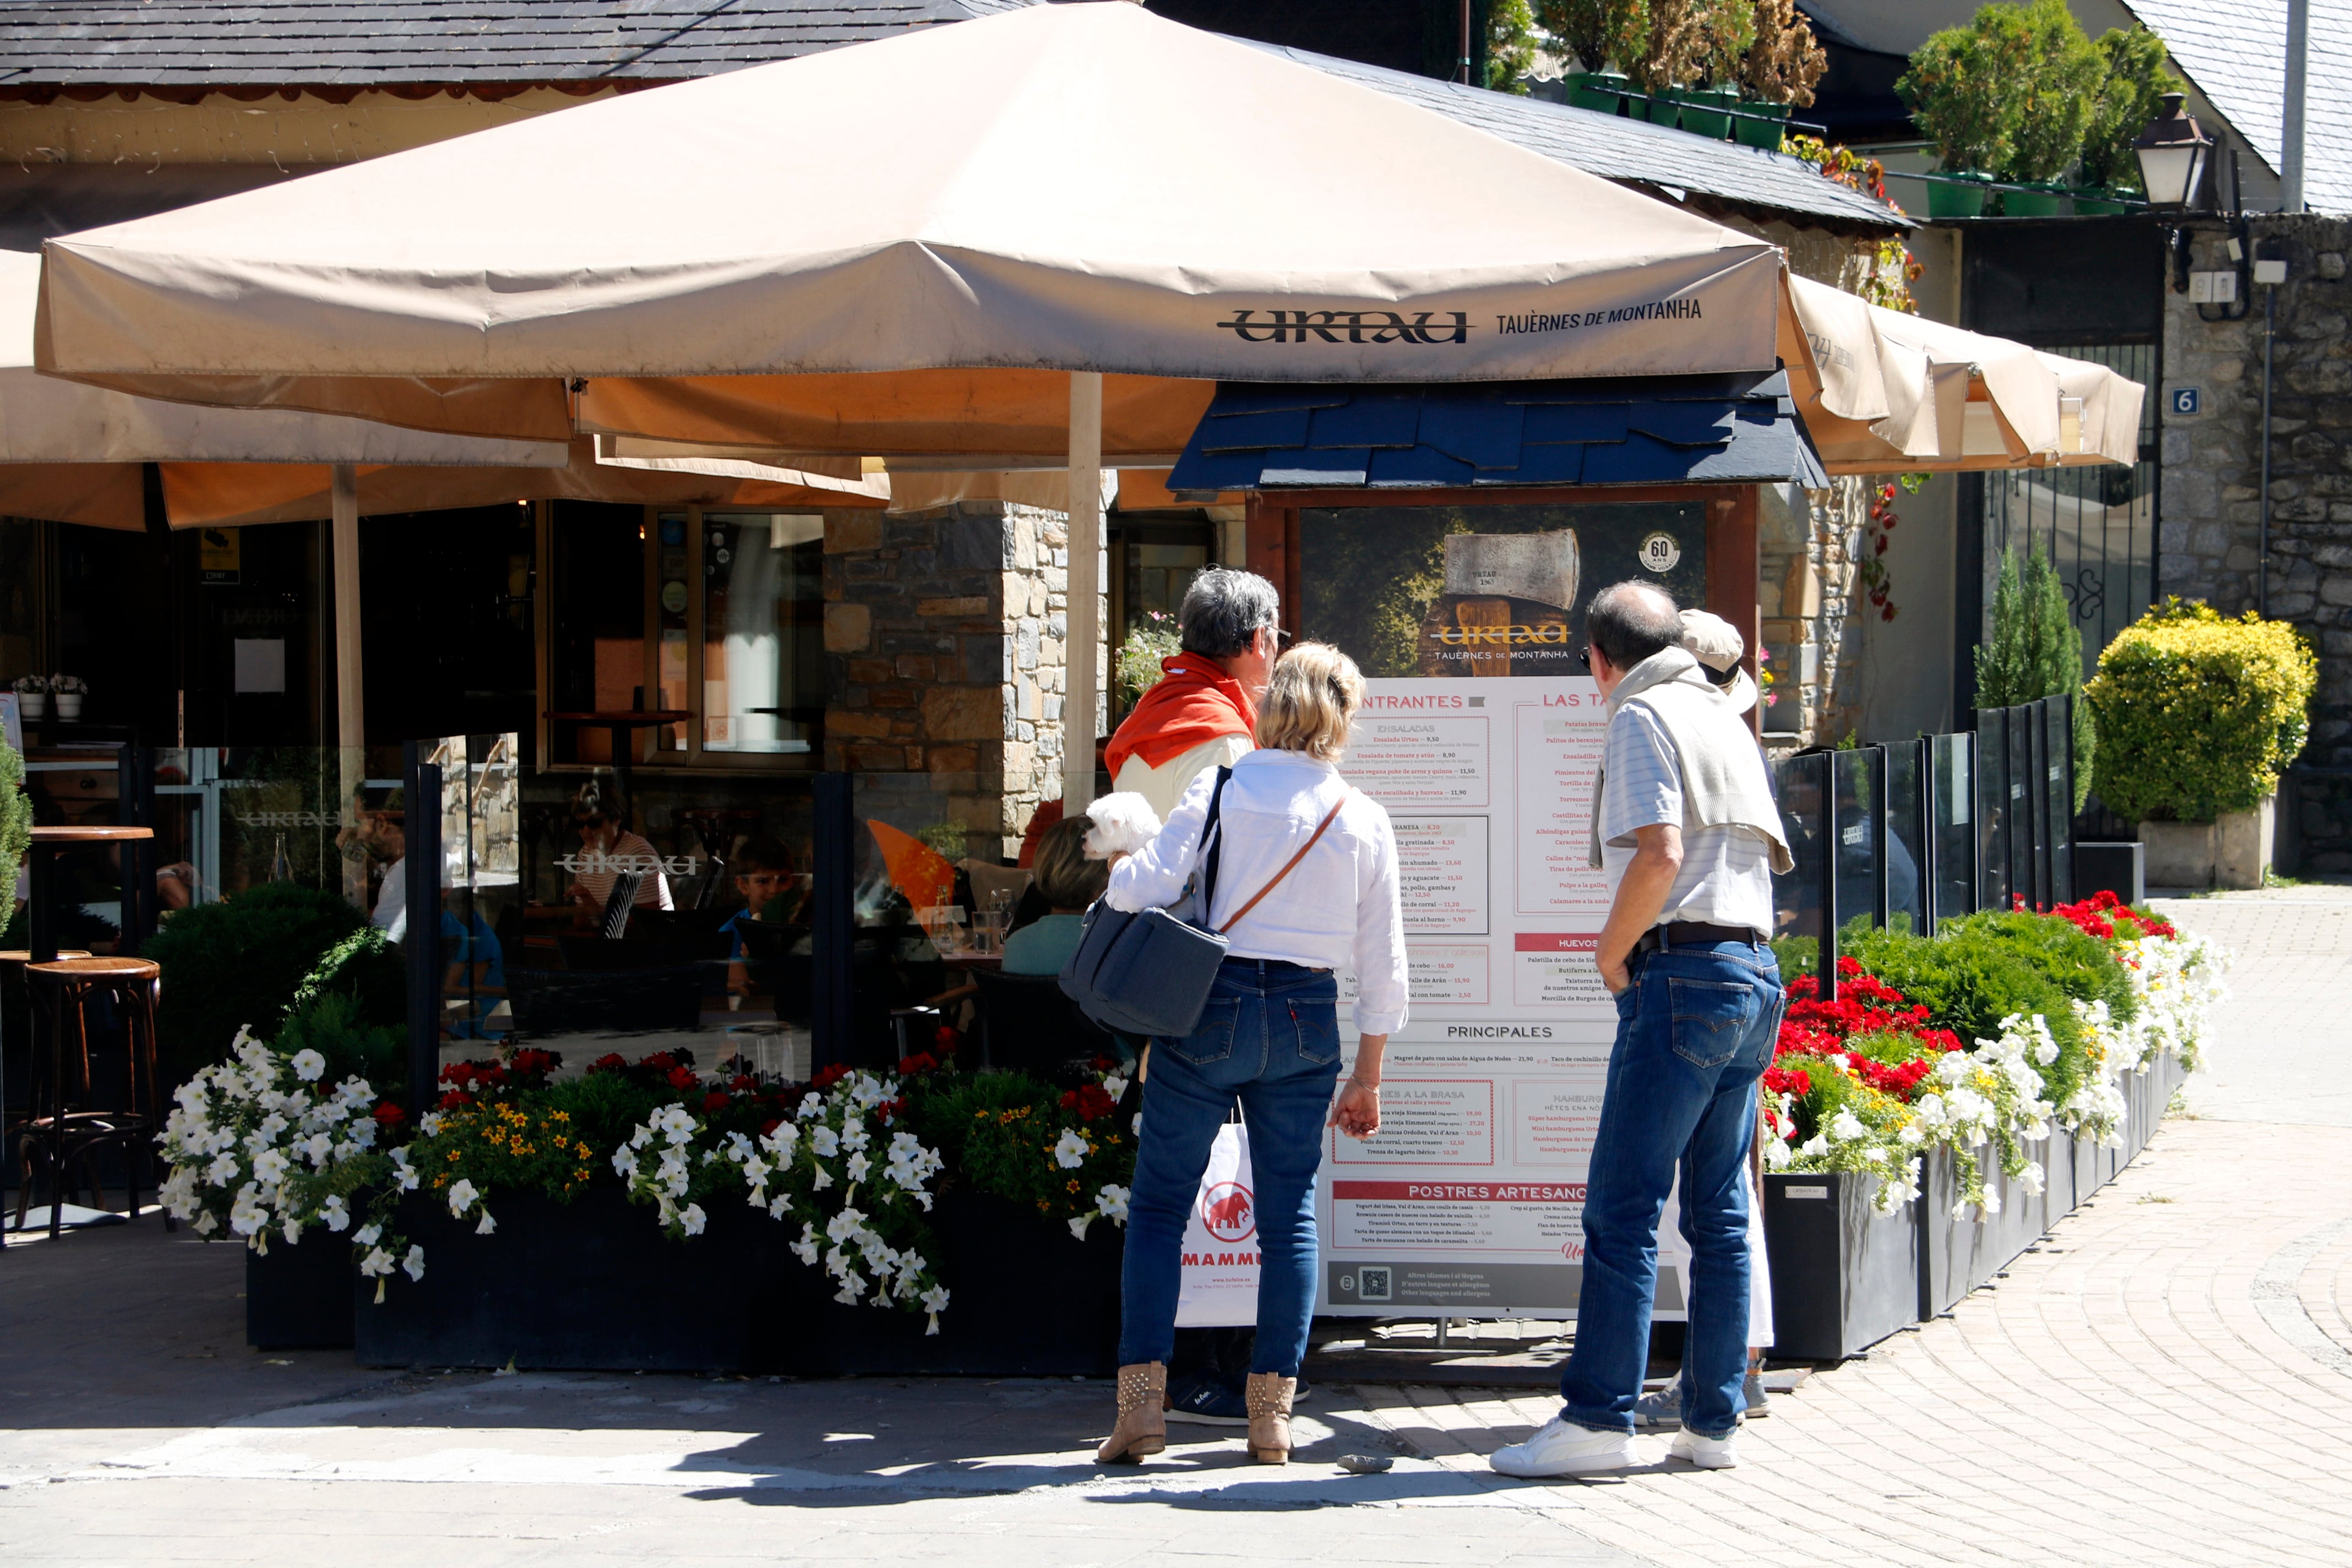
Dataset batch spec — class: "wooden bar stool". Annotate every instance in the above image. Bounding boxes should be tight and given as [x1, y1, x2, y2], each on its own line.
[15, 956, 166, 1240]
[1, 948, 90, 1251]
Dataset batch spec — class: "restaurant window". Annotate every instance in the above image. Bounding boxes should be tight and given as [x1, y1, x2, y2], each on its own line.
[1107, 518, 1213, 723]
[542, 503, 825, 770]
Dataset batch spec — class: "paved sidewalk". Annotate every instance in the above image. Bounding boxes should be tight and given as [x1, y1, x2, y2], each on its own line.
[3, 892, 2347, 1566]
[2149, 886, 2352, 1126]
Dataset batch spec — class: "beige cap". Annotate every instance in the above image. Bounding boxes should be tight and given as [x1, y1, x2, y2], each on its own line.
[1679, 609, 1745, 674]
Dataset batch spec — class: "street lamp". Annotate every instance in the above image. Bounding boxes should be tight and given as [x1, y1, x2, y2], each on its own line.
[2135, 92, 2212, 211]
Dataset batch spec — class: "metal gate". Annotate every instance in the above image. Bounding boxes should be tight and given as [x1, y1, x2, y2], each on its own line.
[1978, 341, 2161, 682]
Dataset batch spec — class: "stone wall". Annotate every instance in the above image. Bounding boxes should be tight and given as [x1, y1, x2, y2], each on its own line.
[822, 501, 1106, 861]
[2160, 214, 2352, 869]
[1759, 477, 1867, 752]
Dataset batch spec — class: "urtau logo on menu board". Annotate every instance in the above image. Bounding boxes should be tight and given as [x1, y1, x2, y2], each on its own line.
[1216, 308, 1472, 345]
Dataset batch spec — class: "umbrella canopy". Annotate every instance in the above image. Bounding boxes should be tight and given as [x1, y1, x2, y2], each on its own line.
[0, 248, 571, 528]
[1781, 275, 2143, 474]
[0, 250, 883, 529]
[34, 2, 1786, 449]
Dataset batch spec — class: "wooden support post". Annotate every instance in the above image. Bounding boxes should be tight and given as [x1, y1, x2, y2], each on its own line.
[333, 464, 368, 911]
[1064, 372, 1104, 814]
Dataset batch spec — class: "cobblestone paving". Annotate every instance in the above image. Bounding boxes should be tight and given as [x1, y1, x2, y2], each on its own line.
[2, 892, 2346, 1566]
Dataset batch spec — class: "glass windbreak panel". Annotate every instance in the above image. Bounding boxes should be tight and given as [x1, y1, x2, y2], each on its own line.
[1977, 715, 2010, 912]
[1885, 741, 1925, 934]
[547, 502, 650, 768]
[1770, 752, 1828, 976]
[2008, 704, 2039, 909]
[1930, 732, 1976, 922]
[701, 513, 825, 758]
[1831, 747, 1881, 932]
[154, 745, 357, 909]
[2045, 695, 2075, 905]
[426, 764, 821, 1088]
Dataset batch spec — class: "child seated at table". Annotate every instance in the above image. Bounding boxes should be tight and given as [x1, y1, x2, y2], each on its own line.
[722, 836, 803, 998]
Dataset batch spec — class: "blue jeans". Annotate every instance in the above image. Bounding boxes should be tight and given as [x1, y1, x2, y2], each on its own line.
[1561, 939, 1781, 1440]
[1118, 958, 1342, 1378]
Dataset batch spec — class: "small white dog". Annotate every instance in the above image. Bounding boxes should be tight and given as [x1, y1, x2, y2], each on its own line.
[1081, 793, 1162, 860]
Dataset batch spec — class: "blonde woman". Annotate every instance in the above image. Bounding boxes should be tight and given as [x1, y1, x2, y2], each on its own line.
[1093, 642, 1406, 1467]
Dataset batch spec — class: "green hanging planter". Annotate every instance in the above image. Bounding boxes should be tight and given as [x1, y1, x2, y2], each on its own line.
[2000, 182, 2067, 217]
[1569, 70, 1630, 113]
[2072, 186, 2129, 215]
[1925, 172, 1990, 219]
[1679, 87, 1736, 140]
[1641, 87, 1682, 128]
[1733, 100, 1789, 151]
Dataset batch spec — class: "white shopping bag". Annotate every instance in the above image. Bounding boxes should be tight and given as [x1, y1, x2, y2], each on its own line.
[1174, 1120, 1261, 1327]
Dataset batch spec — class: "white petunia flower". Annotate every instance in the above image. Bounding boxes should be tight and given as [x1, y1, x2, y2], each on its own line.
[402, 1244, 427, 1282]
[475, 1209, 497, 1235]
[447, 1178, 480, 1216]
[290, 1048, 326, 1082]
[354, 1222, 382, 1246]
[1095, 1184, 1130, 1223]
[1052, 1129, 1089, 1169]
[809, 1125, 840, 1158]
[680, 1204, 707, 1237]
[321, 1195, 351, 1233]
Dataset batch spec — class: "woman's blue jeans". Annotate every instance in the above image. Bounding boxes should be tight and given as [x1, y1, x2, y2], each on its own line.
[1117, 958, 1342, 1378]
[1560, 939, 1781, 1440]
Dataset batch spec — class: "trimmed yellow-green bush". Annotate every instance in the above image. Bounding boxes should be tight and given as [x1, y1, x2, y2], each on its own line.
[2084, 598, 2315, 823]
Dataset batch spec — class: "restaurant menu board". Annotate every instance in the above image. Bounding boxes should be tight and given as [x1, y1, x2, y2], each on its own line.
[1322, 675, 1691, 1320]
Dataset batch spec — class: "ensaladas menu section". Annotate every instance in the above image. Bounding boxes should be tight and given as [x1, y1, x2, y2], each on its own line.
[1325, 676, 1691, 1320]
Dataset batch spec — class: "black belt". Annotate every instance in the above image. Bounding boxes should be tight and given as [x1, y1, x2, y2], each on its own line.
[1633, 922, 1767, 956]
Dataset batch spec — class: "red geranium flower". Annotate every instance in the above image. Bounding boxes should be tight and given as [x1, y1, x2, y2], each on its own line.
[1060, 1084, 1118, 1121]
[897, 1052, 938, 1076]
[812, 1063, 851, 1091]
[666, 1066, 698, 1091]
[759, 1118, 782, 1137]
[702, 1091, 731, 1114]
[729, 1075, 756, 1094]
[589, 1053, 628, 1074]
[372, 1102, 407, 1127]
[933, 1025, 961, 1054]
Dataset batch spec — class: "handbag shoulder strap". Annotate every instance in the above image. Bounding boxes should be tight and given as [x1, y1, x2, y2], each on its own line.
[1196, 766, 1232, 916]
[1216, 789, 1350, 936]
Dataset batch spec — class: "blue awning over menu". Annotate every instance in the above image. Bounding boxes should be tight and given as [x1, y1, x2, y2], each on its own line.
[1164, 369, 1830, 493]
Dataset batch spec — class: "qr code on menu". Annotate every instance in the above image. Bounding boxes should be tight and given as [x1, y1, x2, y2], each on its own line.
[1357, 1266, 1392, 1303]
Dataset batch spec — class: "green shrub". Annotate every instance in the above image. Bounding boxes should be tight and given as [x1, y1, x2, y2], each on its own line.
[2084, 598, 2316, 822]
[0, 730, 29, 902]
[272, 991, 403, 1097]
[288, 925, 406, 1031]
[146, 882, 369, 1086]
[1899, 0, 2102, 181]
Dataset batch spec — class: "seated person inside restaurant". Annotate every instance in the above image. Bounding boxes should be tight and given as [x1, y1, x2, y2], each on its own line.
[563, 774, 673, 923]
[722, 835, 804, 998]
[999, 815, 1106, 976]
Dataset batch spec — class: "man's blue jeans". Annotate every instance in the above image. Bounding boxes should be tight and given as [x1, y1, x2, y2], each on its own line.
[1561, 939, 1781, 1440]
[1118, 958, 1341, 1378]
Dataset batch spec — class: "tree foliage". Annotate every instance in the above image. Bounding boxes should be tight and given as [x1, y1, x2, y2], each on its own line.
[1536, 0, 1649, 74]
[2079, 26, 2181, 192]
[145, 880, 371, 1086]
[1736, 0, 1826, 107]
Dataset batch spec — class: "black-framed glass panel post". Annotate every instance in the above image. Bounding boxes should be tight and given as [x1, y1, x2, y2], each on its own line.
[1929, 732, 1978, 927]
[2045, 694, 2076, 906]
[1830, 747, 1882, 946]
[1977, 714, 2010, 912]
[1886, 741, 1925, 934]
[1770, 752, 1830, 990]
[2008, 704, 2039, 910]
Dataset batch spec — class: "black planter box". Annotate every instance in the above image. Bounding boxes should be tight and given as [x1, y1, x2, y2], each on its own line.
[1763, 1171, 1919, 1360]
[1918, 1143, 2048, 1317]
[784, 1189, 1124, 1378]
[355, 1185, 805, 1372]
[353, 1183, 1123, 1376]
[248, 1235, 357, 1350]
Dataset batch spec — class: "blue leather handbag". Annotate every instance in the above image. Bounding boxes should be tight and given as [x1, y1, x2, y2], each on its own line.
[1059, 769, 1346, 1040]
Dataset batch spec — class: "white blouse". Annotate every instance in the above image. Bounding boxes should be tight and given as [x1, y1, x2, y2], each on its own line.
[1104, 749, 1409, 1037]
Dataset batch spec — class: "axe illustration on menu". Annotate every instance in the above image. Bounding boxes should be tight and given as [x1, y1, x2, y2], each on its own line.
[1418, 530, 1580, 678]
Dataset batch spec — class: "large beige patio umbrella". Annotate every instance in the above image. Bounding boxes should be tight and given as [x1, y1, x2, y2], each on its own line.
[1781, 274, 2144, 473]
[32, 2, 1793, 804]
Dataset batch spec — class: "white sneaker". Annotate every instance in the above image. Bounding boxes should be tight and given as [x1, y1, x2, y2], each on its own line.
[1488, 1416, 1636, 1477]
[1667, 1427, 1739, 1469]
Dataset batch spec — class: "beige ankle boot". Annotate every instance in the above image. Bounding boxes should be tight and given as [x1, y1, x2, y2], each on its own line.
[1245, 1372, 1295, 1464]
[1095, 1361, 1167, 1464]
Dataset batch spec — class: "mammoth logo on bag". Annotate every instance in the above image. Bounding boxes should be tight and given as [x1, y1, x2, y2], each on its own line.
[1200, 1181, 1256, 1243]
[1216, 308, 1472, 345]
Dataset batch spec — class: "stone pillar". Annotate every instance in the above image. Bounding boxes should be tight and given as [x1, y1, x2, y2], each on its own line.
[821, 500, 1103, 862]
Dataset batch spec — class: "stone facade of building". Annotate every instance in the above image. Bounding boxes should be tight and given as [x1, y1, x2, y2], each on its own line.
[2161, 214, 2352, 869]
[821, 500, 1106, 861]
